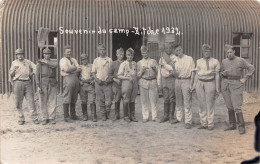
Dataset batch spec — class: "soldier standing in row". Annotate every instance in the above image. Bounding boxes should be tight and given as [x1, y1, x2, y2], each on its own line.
[36, 48, 58, 125]
[117, 48, 138, 122]
[137, 46, 159, 123]
[221, 45, 255, 134]
[192, 44, 220, 130]
[79, 53, 97, 122]
[174, 44, 195, 129]
[108, 48, 124, 121]
[158, 42, 178, 124]
[59, 45, 81, 122]
[92, 44, 113, 121]
[9, 48, 39, 125]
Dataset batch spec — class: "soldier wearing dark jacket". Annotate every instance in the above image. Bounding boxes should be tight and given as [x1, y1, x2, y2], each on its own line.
[221, 45, 255, 134]
[108, 48, 124, 120]
[36, 48, 58, 125]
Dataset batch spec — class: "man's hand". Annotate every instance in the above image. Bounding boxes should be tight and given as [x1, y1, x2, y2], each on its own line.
[95, 78, 103, 85]
[37, 87, 42, 94]
[169, 61, 176, 68]
[216, 88, 220, 97]
[158, 85, 163, 94]
[29, 73, 34, 79]
[79, 81, 84, 86]
[38, 59, 48, 64]
[188, 85, 194, 93]
[113, 78, 121, 85]
[220, 70, 229, 77]
[14, 66, 19, 71]
[71, 63, 77, 70]
[151, 65, 157, 70]
[90, 80, 95, 86]
[190, 85, 196, 93]
[142, 66, 148, 72]
[240, 78, 247, 84]
[128, 76, 135, 83]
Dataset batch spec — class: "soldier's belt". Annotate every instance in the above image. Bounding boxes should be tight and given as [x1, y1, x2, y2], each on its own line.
[142, 77, 156, 80]
[82, 81, 92, 84]
[16, 79, 30, 82]
[177, 77, 191, 80]
[224, 76, 241, 80]
[199, 78, 215, 82]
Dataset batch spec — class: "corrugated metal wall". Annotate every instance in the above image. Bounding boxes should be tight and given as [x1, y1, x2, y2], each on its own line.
[1, 0, 260, 94]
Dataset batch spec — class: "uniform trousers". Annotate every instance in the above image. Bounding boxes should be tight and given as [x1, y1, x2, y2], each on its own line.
[62, 74, 80, 104]
[139, 79, 158, 120]
[162, 76, 176, 103]
[196, 80, 216, 128]
[221, 79, 243, 113]
[95, 82, 112, 113]
[13, 80, 38, 121]
[80, 83, 95, 104]
[175, 78, 192, 124]
[39, 77, 57, 120]
[121, 79, 138, 103]
[112, 83, 122, 103]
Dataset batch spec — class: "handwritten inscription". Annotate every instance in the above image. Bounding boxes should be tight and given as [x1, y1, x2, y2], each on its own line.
[59, 26, 183, 36]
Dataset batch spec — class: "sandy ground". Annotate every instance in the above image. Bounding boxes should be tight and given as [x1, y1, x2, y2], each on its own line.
[0, 92, 260, 164]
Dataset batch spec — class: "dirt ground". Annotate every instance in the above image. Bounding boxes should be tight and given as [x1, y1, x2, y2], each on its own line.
[1, 91, 260, 164]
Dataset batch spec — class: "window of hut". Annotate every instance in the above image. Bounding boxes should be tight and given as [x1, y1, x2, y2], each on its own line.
[232, 33, 252, 58]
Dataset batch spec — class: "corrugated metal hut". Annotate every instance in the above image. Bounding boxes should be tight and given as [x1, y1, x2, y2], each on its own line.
[1, 0, 260, 94]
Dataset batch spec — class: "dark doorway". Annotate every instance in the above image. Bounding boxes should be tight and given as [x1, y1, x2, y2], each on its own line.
[112, 28, 143, 62]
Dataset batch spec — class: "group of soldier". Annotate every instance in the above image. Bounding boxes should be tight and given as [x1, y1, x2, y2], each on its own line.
[9, 42, 255, 135]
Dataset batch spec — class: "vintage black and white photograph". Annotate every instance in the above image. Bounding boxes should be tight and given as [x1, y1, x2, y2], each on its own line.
[0, 0, 260, 163]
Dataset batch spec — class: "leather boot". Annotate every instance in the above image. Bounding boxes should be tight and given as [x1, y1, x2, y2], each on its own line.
[113, 102, 120, 121]
[130, 102, 138, 122]
[123, 102, 127, 118]
[90, 103, 97, 122]
[100, 106, 107, 121]
[106, 108, 111, 120]
[224, 109, 237, 131]
[63, 104, 71, 122]
[236, 112, 246, 135]
[123, 102, 131, 122]
[170, 102, 178, 124]
[160, 103, 169, 123]
[81, 104, 88, 121]
[70, 103, 79, 120]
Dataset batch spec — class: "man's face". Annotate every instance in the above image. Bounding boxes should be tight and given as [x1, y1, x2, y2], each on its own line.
[16, 54, 24, 60]
[98, 47, 106, 57]
[226, 49, 235, 59]
[202, 49, 211, 59]
[141, 50, 148, 59]
[174, 46, 183, 56]
[43, 53, 51, 60]
[126, 51, 134, 61]
[116, 52, 124, 61]
[164, 44, 172, 55]
[64, 49, 72, 58]
[81, 58, 89, 65]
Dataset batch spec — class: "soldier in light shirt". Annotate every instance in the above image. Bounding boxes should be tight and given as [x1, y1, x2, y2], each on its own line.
[174, 44, 195, 129]
[92, 44, 113, 121]
[79, 53, 96, 122]
[192, 44, 220, 131]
